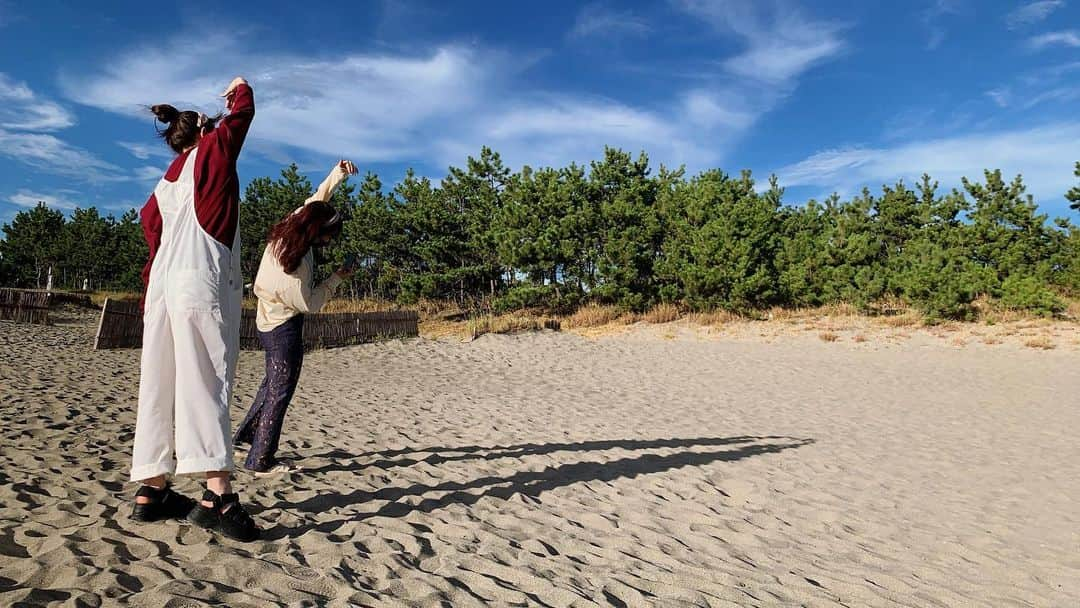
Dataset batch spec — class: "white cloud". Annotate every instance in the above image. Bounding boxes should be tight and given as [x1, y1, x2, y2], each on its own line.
[0, 74, 133, 184]
[921, 0, 965, 50]
[776, 122, 1080, 204]
[63, 29, 774, 174]
[569, 3, 650, 39]
[1020, 60, 1080, 88]
[1029, 30, 1080, 48]
[7, 189, 81, 210]
[0, 128, 124, 182]
[1022, 86, 1080, 108]
[117, 141, 170, 160]
[674, 0, 845, 83]
[986, 87, 1012, 107]
[0, 73, 75, 131]
[133, 165, 167, 183]
[1006, 0, 1065, 29]
[681, 90, 757, 130]
[436, 95, 716, 171]
[64, 7, 844, 177]
[63, 36, 499, 164]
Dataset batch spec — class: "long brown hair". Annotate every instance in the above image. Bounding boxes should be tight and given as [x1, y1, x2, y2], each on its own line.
[149, 104, 222, 154]
[268, 201, 343, 274]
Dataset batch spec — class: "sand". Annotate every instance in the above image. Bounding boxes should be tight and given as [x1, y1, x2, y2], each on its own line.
[1, 308, 1078, 607]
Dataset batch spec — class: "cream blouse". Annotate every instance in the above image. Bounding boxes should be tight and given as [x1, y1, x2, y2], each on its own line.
[253, 164, 349, 332]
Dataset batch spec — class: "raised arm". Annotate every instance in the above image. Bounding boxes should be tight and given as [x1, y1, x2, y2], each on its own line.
[304, 160, 358, 204]
[216, 77, 255, 162]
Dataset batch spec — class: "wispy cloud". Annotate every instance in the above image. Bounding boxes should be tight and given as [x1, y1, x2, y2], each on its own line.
[986, 87, 1012, 107]
[986, 59, 1079, 112]
[0, 73, 75, 131]
[62, 23, 812, 174]
[7, 189, 81, 210]
[1022, 86, 1080, 108]
[0, 74, 136, 184]
[117, 141, 171, 160]
[1006, 0, 1065, 29]
[674, 0, 846, 83]
[133, 165, 167, 183]
[1029, 30, 1080, 49]
[921, 0, 965, 50]
[63, 36, 499, 164]
[0, 129, 125, 183]
[435, 94, 715, 171]
[569, 3, 650, 40]
[64, 2, 844, 176]
[776, 122, 1080, 206]
[1025, 60, 1080, 83]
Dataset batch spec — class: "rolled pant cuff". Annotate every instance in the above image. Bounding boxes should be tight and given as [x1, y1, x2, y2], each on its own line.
[130, 462, 175, 482]
[175, 457, 234, 476]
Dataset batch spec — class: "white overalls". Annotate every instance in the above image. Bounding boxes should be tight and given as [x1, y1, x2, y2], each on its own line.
[130, 149, 242, 480]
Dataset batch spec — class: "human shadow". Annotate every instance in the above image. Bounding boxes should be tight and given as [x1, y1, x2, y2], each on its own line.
[264, 435, 814, 541]
[303, 435, 802, 475]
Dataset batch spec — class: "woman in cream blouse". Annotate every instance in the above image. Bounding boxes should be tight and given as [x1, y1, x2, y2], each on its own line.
[234, 160, 358, 474]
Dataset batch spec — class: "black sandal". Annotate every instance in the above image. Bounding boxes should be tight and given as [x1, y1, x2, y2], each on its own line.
[187, 490, 261, 542]
[131, 484, 197, 522]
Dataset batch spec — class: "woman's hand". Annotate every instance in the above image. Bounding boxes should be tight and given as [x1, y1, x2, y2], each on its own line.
[337, 160, 358, 176]
[221, 76, 248, 110]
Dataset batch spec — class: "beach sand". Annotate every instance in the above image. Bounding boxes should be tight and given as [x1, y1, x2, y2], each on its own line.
[1, 309, 1078, 606]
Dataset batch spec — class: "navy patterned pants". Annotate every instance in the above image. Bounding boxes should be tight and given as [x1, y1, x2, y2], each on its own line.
[234, 314, 304, 471]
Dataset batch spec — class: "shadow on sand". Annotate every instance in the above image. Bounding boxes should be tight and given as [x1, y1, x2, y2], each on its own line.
[263, 435, 813, 541]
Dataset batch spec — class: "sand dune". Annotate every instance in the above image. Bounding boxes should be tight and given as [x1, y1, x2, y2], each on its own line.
[1, 310, 1078, 606]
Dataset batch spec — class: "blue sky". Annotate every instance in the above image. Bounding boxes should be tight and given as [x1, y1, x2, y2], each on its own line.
[0, 0, 1078, 226]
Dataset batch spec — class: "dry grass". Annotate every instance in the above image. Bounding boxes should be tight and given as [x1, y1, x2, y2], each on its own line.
[765, 302, 859, 324]
[688, 310, 744, 327]
[642, 303, 681, 324]
[1023, 336, 1056, 350]
[321, 298, 401, 314]
[983, 336, 1003, 346]
[309, 296, 1080, 345]
[1067, 298, 1080, 320]
[563, 304, 627, 329]
[467, 313, 559, 339]
[879, 311, 922, 328]
[88, 290, 139, 307]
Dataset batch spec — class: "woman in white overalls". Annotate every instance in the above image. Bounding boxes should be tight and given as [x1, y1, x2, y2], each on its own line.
[129, 76, 259, 542]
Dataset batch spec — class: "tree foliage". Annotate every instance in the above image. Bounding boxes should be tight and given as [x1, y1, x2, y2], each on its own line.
[2, 151, 1078, 319]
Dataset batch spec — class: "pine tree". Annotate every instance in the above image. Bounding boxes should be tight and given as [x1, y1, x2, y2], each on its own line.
[238, 164, 315, 286]
[0, 203, 66, 288]
[1068, 161, 1080, 211]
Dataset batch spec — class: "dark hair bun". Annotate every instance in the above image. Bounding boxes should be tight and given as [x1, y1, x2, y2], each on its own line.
[150, 104, 180, 124]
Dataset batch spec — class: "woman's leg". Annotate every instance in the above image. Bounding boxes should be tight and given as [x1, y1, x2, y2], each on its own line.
[245, 316, 305, 471]
[131, 306, 178, 483]
[233, 345, 273, 446]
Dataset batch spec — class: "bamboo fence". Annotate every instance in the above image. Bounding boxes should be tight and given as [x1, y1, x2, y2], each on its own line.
[94, 298, 418, 350]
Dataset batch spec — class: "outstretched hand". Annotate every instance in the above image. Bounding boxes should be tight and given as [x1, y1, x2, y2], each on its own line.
[338, 160, 358, 176]
[221, 76, 248, 110]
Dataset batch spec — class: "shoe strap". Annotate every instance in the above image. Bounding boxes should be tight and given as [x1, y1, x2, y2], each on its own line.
[135, 483, 170, 500]
[221, 500, 256, 529]
[200, 490, 241, 512]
